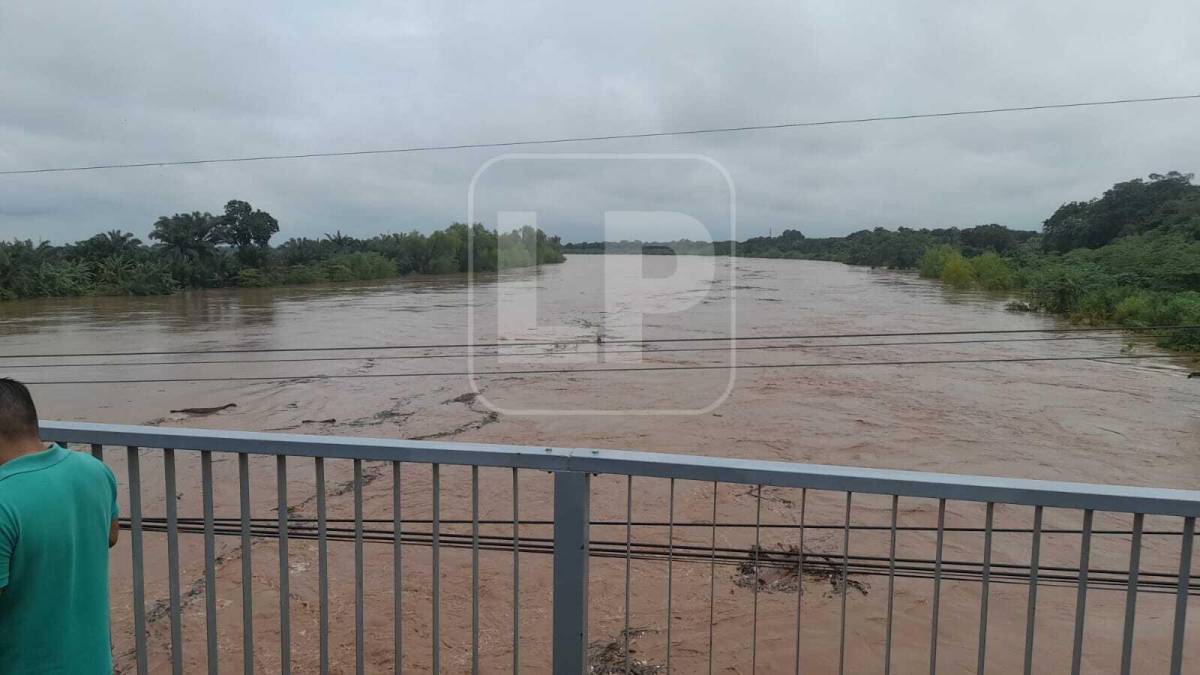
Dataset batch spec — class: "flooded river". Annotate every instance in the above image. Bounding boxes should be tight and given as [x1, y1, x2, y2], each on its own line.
[3, 255, 1198, 672]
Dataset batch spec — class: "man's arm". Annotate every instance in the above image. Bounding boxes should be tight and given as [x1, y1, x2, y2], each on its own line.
[103, 461, 120, 548]
[0, 505, 13, 596]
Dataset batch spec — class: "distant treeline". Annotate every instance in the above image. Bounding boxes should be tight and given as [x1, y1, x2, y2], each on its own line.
[563, 223, 1039, 267]
[0, 201, 565, 300]
[563, 171, 1200, 350]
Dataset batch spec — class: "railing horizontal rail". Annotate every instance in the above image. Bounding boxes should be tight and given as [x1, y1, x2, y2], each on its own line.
[43, 420, 1200, 516]
[42, 420, 1200, 673]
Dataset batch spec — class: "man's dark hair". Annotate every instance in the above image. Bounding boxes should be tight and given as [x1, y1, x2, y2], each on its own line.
[0, 378, 39, 440]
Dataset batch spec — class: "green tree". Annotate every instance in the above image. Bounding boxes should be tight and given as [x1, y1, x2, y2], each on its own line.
[71, 230, 144, 261]
[218, 200, 279, 266]
[149, 212, 223, 287]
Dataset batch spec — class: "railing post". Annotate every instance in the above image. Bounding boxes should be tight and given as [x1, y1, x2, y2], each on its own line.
[552, 471, 590, 674]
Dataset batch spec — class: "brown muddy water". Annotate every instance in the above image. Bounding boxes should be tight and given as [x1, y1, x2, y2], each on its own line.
[2, 255, 1198, 673]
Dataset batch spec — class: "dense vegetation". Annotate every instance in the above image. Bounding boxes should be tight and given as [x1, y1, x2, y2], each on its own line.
[912, 172, 1200, 349]
[563, 171, 1200, 350]
[0, 200, 565, 300]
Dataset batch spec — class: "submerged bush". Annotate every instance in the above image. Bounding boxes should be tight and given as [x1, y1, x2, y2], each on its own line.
[939, 253, 975, 289]
[321, 252, 397, 282]
[281, 265, 327, 285]
[968, 252, 1013, 290]
[918, 245, 958, 278]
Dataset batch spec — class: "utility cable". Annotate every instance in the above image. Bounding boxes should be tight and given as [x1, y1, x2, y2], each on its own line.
[17, 353, 1186, 385]
[3, 324, 1195, 360]
[3, 94, 1198, 176]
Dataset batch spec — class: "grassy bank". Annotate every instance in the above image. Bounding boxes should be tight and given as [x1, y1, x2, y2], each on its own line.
[0, 201, 565, 300]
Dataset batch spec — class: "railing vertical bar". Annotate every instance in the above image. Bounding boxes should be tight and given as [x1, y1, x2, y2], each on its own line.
[393, 461, 403, 674]
[354, 459, 365, 675]
[512, 468, 520, 675]
[929, 498, 946, 675]
[625, 475, 633, 675]
[1119, 512, 1143, 675]
[1169, 516, 1195, 675]
[90, 442, 103, 461]
[1070, 509, 1094, 675]
[751, 484, 762, 675]
[238, 452, 254, 675]
[201, 451, 218, 675]
[977, 501, 994, 675]
[666, 477, 675, 675]
[471, 465, 480, 675]
[431, 463, 441, 675]
[884, 494, 898, 675]
[316, 458, 329, 675]
[127, 446, 149, 675]
[708, 481, 718, 675]
[163, 448, 183, 675]
[795, 488, 807, 675]
[838, 491, 852, 675]
[551, 471, 591, 673]
[276, 455, 291, 675]
[1023, 505, 1043, 675]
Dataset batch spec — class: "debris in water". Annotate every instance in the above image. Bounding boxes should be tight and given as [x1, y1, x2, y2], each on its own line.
[1005, 300, 1034, 312]
[588, 628, 662, 674]
[170, 403, 236, 415]
[733, 544, 869, 597]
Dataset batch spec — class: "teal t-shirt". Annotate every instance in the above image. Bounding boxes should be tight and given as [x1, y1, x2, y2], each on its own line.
[0, 444, 119, 674]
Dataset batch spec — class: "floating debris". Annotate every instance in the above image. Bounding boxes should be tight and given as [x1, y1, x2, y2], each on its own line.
[1005, 300, 1034, 312]
[588, 628, 662, 674]
[170, 403, 236, 415]
[733, 544, 869, 596]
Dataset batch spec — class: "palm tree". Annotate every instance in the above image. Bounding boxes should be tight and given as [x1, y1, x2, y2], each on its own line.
[103, 230, 141, 252]
[150, 212, 219, 263]
[323, 230, 354, 251]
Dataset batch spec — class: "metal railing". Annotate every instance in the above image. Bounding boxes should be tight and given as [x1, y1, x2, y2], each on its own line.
[41, 420, 1200, 674]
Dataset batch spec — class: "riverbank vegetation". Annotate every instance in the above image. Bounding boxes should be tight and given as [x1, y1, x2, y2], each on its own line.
[562, 171, 1200, 350]
[912, 172, 1200, 349]
[0, 200, 565, 300]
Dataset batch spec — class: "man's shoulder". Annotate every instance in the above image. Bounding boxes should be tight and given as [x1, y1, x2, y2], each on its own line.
[1, 447, 113, 491]
[60, 447, 109, 470]
[60, 449, 117, 487]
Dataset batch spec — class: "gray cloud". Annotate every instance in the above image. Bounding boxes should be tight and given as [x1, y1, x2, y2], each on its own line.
[2, 1, 1198, 244]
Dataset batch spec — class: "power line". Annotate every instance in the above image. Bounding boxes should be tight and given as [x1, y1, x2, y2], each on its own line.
[0, 333, 1171, 370]
[17, 353, 1182, 385]
[2, 94, 1198, 176]
[2, 324, 1194, 360]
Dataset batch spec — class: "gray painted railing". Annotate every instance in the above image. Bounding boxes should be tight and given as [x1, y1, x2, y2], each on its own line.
[41, 420, 1200, 674]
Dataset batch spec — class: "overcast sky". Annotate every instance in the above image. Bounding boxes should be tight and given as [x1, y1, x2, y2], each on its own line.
[2, 1, 1199, 244]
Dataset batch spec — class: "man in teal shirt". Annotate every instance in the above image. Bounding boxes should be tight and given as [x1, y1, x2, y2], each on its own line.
[0, 378, 120, 674]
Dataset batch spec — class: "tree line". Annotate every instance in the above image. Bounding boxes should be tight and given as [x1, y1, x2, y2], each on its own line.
[0, 201, 565, 300]
[562, 171, 1200, 350]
